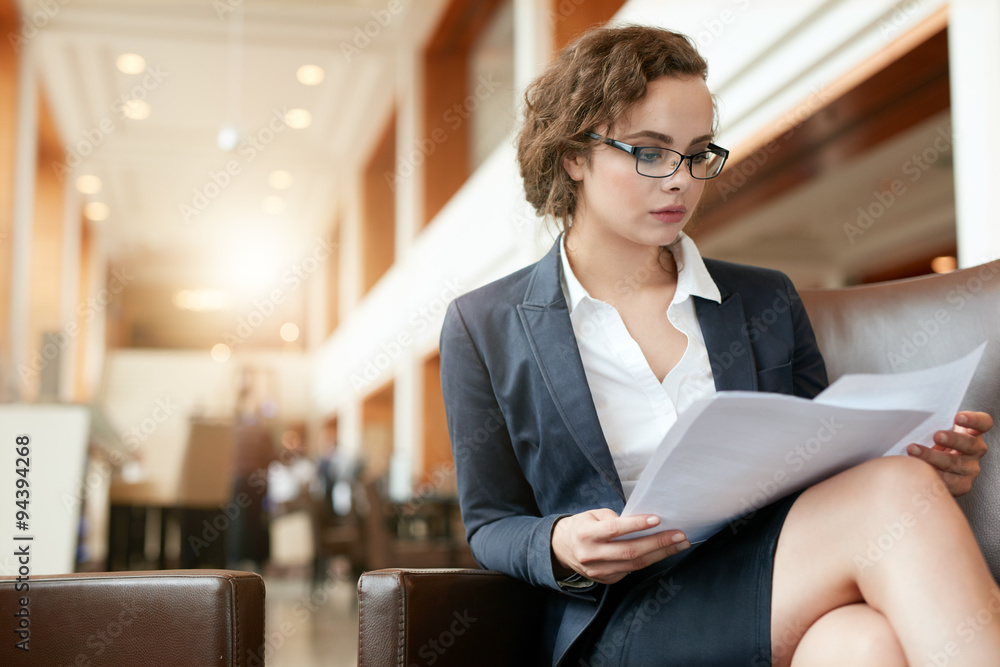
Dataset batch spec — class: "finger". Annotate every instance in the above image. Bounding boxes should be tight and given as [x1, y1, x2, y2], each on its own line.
[604, 536, 692, 574]
[594, 528, 689, 564]
[909, 445, 974, 476]
[597, 514, 664, 540]
[932, 429, 987, 457]
[956, 411, 993, 434]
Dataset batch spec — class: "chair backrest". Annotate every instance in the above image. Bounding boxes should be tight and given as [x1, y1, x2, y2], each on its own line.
[800, 260, 1000, 580]
[0, 569, 265, 666]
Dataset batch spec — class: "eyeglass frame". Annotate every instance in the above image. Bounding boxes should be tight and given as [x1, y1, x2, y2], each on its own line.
[584, 131, 730, 180]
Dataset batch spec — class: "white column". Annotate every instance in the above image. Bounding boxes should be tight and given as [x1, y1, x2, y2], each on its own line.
[395, 48, 422, 257]
[80, 229, 107, 400]
[59, 177, 81, 402]
[10, 44, 38, 401]
[388, 353, 419, 502]
[949, 0, 1000, 266]
[513, 0, 553, 103]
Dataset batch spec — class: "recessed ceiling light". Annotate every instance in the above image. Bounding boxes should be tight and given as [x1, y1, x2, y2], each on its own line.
[116, 53, 146, 74]
[297, 64, 324, 86]
[211, 343, 231, 363]
[284, 108, 312, 129]
[269, 170, 293, 189]
[122, 99, 151, 120]
[76, 174, 102, 194]
[280, 322, 300, 342]
[931, 256, 957, 274]
[172, 288, 233, 311]
[84, 202, 109, 221]
[217, 123, 241, 151]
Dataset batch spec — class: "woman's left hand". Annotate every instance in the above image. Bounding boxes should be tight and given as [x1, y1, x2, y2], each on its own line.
[907, 411, 992, 497]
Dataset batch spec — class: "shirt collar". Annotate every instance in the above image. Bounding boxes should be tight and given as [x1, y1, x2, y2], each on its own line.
[558, 231, 721, 312]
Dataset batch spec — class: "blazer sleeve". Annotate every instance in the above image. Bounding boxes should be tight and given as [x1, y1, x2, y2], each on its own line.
[439, 299, 575, 593]
[782, 272, 829, 399]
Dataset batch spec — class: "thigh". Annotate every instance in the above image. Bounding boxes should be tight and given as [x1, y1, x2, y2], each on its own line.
[769, 456, 940, 667]
[790, 603, 906, 667]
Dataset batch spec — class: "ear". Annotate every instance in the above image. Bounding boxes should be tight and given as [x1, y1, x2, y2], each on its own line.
[562, 151, 587, 182]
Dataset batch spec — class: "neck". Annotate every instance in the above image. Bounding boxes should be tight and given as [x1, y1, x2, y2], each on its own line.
[563, 222, 678, 301]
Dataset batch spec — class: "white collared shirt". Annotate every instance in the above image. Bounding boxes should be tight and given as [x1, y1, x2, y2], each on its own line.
[559, 232, 721, 499]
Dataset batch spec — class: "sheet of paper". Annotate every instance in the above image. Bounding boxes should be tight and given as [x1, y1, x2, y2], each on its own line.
[622, 395, 930, 543]
[813, 342, 986, 456]
[622, 343, 986, 544]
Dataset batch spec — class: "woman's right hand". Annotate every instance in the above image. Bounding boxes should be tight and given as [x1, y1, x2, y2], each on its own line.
[551, 509, 691, 585]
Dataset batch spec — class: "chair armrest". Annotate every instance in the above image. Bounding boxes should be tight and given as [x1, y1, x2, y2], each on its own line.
[0, 569, 264, 666]
[357, 568, 543, 666]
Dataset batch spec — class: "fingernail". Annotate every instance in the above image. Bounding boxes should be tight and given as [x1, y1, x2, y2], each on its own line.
[677, 541, 691, 550]
[935, 432, 947, 444]
[672, 533, 686, 543]
[907, 444, 921, 456]
[647, 516, 659, 526]
[957, 415, 969, 426]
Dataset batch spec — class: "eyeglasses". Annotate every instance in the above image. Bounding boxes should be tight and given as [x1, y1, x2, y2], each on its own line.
[585, 131, 729, 179]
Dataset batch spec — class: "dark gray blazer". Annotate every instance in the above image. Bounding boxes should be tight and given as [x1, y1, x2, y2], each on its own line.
[439, 236, 828, 665]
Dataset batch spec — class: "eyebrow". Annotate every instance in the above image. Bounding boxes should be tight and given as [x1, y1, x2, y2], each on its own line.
[622, 130, 714, 147]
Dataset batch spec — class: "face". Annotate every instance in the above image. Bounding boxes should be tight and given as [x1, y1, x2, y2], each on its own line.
[563, 75, 715, 249]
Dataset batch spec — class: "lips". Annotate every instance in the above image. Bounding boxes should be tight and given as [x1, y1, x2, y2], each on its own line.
[651, 206, 687, 223]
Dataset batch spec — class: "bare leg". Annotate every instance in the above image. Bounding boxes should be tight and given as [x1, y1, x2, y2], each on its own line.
[789, 603, 905, 667]
[770, 456, 1000, 667]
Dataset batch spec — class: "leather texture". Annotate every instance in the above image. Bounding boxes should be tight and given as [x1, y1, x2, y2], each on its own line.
[358, 260, 1000, 666]
[0, 569, 265, 666]
[357, 568, 542, 667]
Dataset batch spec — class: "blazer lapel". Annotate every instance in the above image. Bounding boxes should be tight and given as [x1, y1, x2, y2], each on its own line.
[694, 291, 758, 392]
[517, 239, 625, 500]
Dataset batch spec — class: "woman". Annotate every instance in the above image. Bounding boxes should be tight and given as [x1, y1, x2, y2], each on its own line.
[439, 24, 998, 666]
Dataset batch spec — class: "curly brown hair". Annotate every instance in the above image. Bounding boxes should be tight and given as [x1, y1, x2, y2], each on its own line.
[516, 24, 710, 233]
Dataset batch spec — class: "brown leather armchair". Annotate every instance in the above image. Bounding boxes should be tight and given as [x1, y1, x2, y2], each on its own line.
[0, 569, 264, 666]
[357, 260, 1000, 666]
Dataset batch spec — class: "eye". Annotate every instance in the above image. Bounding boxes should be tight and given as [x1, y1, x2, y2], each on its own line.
[690, 153, 709, 165]
[637, 148, 666, 163]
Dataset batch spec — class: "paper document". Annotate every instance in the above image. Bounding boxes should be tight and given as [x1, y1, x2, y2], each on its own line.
[622, 343, 986, 544]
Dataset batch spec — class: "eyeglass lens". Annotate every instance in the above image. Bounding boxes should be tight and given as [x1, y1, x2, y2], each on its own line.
[636, 148, 725, 179]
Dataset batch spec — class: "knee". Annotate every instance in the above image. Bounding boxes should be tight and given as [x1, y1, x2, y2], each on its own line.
[854, 456, 950, 511]
[839, 618, 907, 667]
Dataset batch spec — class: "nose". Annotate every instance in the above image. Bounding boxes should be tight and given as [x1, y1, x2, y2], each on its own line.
[660, 163, 695, 192]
